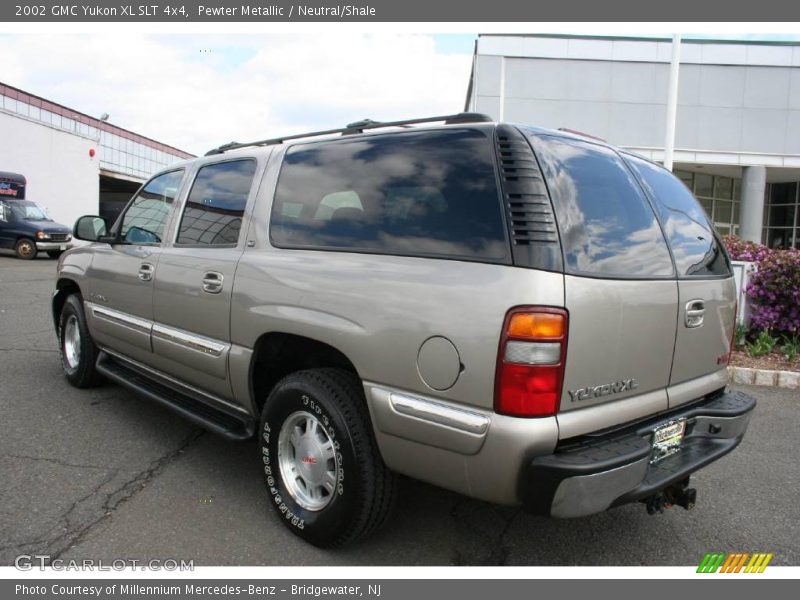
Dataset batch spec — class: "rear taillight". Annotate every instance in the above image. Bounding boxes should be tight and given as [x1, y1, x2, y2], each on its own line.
[494, 307, 568, 417]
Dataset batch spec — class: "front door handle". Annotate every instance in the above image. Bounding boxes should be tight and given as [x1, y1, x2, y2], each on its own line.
[138, 263, 155, 282]
[685, 299, 705, 328]
[202, 271, 224, 294]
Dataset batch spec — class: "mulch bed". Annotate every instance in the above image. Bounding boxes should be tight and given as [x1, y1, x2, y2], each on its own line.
[730, 350, 800, 373]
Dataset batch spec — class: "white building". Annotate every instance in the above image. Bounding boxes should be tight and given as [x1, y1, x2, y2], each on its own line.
[466, 34, 800, 248]
[0, 81, 193, 228]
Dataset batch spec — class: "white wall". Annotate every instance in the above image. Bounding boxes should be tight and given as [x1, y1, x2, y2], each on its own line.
[0, 110, 99, 228]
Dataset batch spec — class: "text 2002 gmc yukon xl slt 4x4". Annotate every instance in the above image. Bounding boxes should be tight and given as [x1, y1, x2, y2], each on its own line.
[53, 114, 756, 547]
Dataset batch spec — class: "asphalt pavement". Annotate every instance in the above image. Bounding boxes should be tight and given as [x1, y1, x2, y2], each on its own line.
[0, 254, 797, 566]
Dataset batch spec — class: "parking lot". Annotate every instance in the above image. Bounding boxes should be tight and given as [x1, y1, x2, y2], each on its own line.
[0, 254, 797, 566]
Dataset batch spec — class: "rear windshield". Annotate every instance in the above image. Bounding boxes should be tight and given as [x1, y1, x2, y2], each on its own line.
[530, 135, 674, 278]
[270, 129, 509, 263]
[624, 155, 731, 278]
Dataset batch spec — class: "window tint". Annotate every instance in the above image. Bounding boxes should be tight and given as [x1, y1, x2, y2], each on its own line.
[177, 160, 256, 246]
[120, 170, 183, 244]
[532, 136, 674, 277]
[625, 155, 731, 278]
[270, 129, 508, 262]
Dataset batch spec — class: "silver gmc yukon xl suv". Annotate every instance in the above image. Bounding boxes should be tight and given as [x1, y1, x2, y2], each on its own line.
[53, 114, 756, 547]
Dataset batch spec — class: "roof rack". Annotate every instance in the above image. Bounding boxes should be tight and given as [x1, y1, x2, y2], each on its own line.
[557, 127, 607, 142]
[204, 112, 493, 156]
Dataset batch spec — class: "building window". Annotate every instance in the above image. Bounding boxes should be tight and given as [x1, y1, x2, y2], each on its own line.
[678, 170, 741, 238]
[763, 182, 799, 249]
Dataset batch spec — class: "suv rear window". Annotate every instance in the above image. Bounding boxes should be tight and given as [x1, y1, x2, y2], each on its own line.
[531, 135, 674, 278]
[624, 155, 731, 278]
[270, 129, 508, 262]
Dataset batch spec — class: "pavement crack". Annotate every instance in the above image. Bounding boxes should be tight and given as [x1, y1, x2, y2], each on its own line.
[485, 509, 520, 566]
[3, 453, 113, 471]
[2, 430, 205, 561]
[51, 429, 205, 559]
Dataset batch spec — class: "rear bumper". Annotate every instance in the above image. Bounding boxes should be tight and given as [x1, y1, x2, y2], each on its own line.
[522, 389, 756, 518]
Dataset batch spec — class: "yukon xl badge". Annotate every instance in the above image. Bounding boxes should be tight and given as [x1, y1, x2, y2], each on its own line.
[568, 378, 639, 402]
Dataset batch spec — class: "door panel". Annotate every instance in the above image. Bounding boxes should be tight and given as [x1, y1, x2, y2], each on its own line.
[150, 158, 259, 403]
[84, 244, 160, 364]
[151, 248, 240, 399]
[560, 276, 678, 413]
[669, 277, 736, 402]
[82, 169, 185, 365]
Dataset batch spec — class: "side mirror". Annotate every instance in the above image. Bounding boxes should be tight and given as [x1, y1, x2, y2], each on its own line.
[74, 215, 110, 242]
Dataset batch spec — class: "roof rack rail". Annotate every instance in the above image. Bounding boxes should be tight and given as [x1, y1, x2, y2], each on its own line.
[557, 127, 607, 142]
[204, 112, 494, 156]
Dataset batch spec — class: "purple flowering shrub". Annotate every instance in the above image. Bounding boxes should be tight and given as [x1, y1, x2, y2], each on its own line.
[722, 235, 772, 263]
[722, 235, 800, 334]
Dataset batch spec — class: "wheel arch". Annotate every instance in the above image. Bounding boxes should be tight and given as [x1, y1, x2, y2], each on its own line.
[52, 278, 82, 330]
[249, 332, 361, 416]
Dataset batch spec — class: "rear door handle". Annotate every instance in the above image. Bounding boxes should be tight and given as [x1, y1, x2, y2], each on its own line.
[138, 263, 155, 282]
[202, 271, 224, 294]
[685, 299, 705, 328]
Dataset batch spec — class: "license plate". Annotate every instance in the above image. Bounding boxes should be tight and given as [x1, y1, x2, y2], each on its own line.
[651, 419, 686, 463]
[60, 245, 66, 250]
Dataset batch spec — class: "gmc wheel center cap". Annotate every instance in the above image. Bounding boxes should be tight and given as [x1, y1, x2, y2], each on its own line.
[297, 441, 324, 483]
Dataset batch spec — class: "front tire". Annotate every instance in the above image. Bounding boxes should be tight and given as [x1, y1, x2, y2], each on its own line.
[58, 294, 103, 388]
[47, 250, 64, 259]
[15, 238, 37, 260]
[259, 369, 396, 547]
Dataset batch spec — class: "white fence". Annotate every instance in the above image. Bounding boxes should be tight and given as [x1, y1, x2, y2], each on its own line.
[731, 260, 757, 327]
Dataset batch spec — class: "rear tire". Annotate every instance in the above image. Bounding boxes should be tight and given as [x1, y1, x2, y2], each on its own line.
[58, 294, 103, 388]
[15, 238, 37, 260]
[259, 368, 396, 547]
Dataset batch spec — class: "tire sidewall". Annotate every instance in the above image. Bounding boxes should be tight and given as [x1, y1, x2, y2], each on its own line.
[58, 295, 92, 383]
[259, 377, 358, 546]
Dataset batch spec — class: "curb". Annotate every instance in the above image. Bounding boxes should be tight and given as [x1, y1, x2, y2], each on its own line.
[728, 365, 800, 389]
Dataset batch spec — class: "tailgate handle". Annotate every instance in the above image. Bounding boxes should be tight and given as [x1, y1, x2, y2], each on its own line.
[685, 299, 705, 328]
[202, 271, 224, 294]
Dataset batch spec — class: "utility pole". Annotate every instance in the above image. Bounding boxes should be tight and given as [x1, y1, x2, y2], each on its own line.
[663, 34, 682, 171]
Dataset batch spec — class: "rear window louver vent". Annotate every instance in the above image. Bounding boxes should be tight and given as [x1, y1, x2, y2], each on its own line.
[495, 125, 562, 272]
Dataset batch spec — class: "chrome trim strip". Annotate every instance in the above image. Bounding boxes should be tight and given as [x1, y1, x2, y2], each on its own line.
[102, 347, 250, 416]
[389, 392, 490, 435]
[152, 323, 227, 357]
[87, 302, 152, 335]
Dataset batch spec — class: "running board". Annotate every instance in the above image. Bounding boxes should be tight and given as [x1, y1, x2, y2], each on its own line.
[96, 351, 255, 441]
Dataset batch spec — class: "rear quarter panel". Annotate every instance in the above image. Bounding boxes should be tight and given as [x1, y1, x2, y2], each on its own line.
[232, 249, 564, 411]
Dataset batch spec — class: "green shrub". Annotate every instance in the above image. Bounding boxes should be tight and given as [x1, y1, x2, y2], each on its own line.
[746, 330, 778, 358]
[781, 334, 800, 362]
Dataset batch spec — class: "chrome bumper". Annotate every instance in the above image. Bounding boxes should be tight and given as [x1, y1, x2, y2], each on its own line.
[36, 241, 72, 251]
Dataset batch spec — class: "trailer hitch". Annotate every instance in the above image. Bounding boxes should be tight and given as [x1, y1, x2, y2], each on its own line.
[643, 478, 697, 514]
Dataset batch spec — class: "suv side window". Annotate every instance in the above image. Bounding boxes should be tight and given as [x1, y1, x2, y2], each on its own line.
[270, 129, 509, 262]
[0, 201, 8, 222]
[176, 159, 256, 246]
[119, 170, 184, 244]
[531, 135, 674, 278]
[624, 154, 731, 278]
